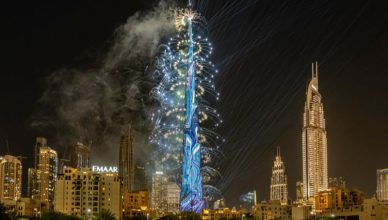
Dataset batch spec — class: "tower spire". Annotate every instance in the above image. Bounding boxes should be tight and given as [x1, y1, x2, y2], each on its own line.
[311, 61, 319, 79]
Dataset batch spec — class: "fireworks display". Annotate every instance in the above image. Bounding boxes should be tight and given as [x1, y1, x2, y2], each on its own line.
[150, 6, 223, 212]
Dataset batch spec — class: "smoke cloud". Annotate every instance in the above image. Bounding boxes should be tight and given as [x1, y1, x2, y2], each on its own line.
[31, 1, 175, 166]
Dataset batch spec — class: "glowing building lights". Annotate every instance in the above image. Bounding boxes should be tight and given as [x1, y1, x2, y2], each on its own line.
[150, 5, 223, 213]
[302, 62, 328, 203]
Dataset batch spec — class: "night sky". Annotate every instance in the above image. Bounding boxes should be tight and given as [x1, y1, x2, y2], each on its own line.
[1, 0, 388, 206]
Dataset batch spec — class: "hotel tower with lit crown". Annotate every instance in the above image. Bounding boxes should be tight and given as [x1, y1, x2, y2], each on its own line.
[302, 62, 328, 203]
[270, 147, 288, 205]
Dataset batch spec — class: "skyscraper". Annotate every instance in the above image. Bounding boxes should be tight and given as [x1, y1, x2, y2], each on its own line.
[37, 146, 58, 205]
[0, 155, 22, 202]
[27, 168, 37, 198]
[134, 163, 147, 191]
[302, 62, 328, 202]
[151, 171, 168, 215]
[119, 126, 134, 192]
[31, 137, 58, 206]
[68, 142, 91, 169]
[270, 147, 288, 205]
[377, 168, 388, 202]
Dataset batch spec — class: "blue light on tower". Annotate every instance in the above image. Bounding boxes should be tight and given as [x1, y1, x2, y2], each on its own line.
[150, 5, 222, 214]
[180, 12, 204, 213]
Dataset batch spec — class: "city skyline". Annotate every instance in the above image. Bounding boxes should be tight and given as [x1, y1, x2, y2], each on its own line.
[1, 0, 388, 207]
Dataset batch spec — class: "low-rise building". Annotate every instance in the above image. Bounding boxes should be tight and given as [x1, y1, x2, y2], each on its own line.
[122, 190, 149, 218]
[292, 205, 312, 220]
[252, 200, 291, 220]
[313, 198, 388, 220]
[315, 187, 364, 212]
[202, 207, 245, 220]
[2, 197, 42, 218]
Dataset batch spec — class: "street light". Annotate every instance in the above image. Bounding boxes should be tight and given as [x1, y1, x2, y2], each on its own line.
[87, 208, 92, 220]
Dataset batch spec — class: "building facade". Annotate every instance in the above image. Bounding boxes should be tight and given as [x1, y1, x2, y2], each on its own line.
[296, 181, 304, 204]
[167, 181, 180, 213]
[35, 145, 58, 205]
[151, 171, 168, 215]
[302, 62, 328, 202]
[27, 168, 37, 198]
[122, 190, 149, 218]
[134, 164, 147, 191]
[202, 207, 245, 220]
[68, 142, 91, 170]
[252, 201, 292, 220]
[377, 168, 388, 202]
[329, 176, 346, 188]
[0, 155, 22, 202]
[315, 187, 364, 212]
[119, 126, 135, 192]
[270, 147, 288, 205]
[54, 167, 122, 220]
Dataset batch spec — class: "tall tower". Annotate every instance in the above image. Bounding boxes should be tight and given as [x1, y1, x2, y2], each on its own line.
[119, 125, 134, 192]
[179, 7, 204, 213]
[0, 155, 22, 202]
[36, 144, 58, 204]
[151, 3, 221, 213]
[302, 62, 328, 202]
[270, 147, 288, 205]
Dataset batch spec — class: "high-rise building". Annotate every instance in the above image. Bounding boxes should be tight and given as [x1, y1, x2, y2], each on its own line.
[0, 155, 22, 202]
[55, 167, 122, 219]
[377, 168, 388, 202]
[27, 168, 37, 198]
[270, 147, 288, 205]
[167, 181, 180, 213]
[302, 62, 328, 202]
[119, 126, 134, 192]
[68, 142, 91, 169]
[134, 164, 147, 191]
[151, 171, 168, 214]
[31, 138, 58, 206]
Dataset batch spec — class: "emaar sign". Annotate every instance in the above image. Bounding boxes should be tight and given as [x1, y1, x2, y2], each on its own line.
[92, 165, 118, 173]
